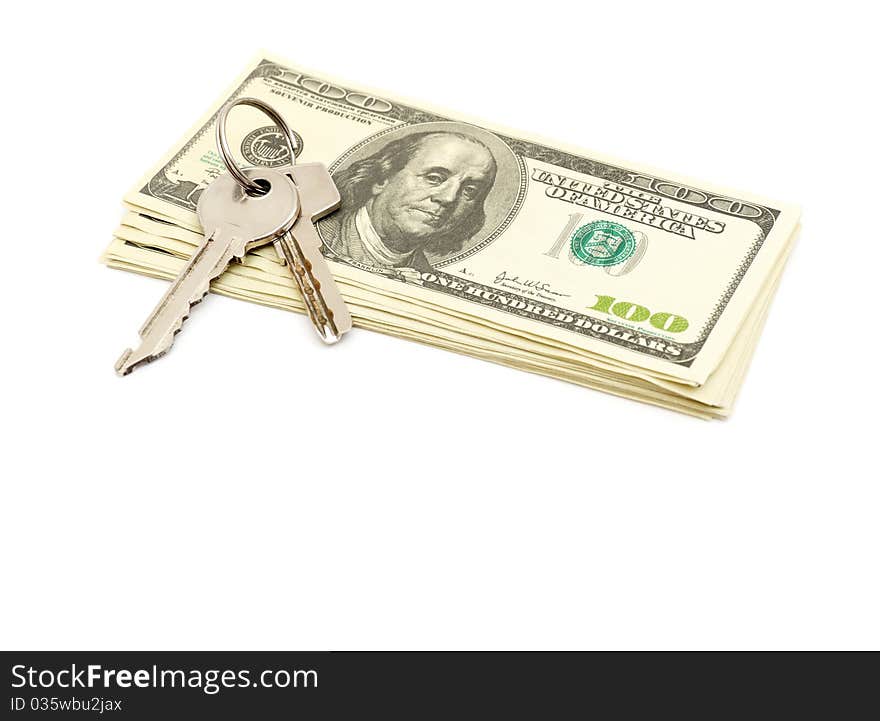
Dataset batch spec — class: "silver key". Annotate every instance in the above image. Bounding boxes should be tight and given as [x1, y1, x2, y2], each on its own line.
[115, 167, 300, 375]
[273, 163, 352, 343]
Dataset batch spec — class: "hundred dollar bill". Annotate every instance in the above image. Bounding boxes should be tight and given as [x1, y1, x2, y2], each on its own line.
[104, 218, 794, 418]
[112, 52, 799, 404]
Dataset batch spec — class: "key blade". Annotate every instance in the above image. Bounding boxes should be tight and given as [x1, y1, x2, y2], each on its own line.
[278, 163, 352, 342]
[115, 231, 237, 375]
[274, 231, 347, 343]
[283, 222, 353, 342]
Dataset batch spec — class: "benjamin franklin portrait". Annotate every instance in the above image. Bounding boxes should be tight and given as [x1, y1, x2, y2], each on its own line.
[321, 122, 523, 273]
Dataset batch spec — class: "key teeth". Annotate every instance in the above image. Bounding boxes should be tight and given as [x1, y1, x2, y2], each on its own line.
[117, 288, 210, 376]
[115, 346, 171, 376]
[115, 349, 133, 376]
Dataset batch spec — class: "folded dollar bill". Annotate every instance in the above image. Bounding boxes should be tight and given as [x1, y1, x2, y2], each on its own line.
[104, 52, 800, 418]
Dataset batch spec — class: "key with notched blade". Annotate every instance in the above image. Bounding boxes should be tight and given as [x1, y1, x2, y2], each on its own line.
[272, 163, 352, 344]
[115, 167, 300, 375]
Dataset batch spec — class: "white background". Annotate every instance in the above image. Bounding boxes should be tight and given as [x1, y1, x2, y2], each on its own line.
[1, 1, 877, 650]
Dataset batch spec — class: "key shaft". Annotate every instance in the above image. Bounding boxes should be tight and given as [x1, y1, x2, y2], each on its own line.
[276, 163, 352, 343]
[115, 230, 239, 375]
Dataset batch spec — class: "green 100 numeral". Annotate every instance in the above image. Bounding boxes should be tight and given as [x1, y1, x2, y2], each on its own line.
[587, 295, 689, 333]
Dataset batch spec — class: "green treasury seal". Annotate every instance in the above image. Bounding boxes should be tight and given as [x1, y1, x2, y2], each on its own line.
[571, 220, 636, 267]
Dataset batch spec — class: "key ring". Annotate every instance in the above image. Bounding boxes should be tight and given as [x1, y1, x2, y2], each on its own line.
[215, 97, 299, 196]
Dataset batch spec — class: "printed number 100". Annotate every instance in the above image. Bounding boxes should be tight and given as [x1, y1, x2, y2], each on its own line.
[588, 295, 689, 333]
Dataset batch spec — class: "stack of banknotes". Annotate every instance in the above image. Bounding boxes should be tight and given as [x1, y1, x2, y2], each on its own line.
[103, 54, 800, 418]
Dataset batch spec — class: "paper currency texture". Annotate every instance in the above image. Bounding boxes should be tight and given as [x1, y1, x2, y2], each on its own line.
[106, 53, 800, 417]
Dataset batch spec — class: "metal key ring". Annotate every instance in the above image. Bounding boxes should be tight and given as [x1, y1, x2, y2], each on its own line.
[215, 97, 299, 195]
